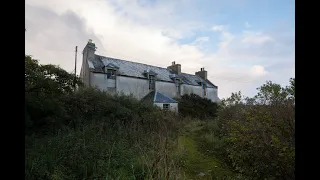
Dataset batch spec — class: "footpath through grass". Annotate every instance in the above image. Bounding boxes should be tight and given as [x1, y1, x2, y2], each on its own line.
[176, 120, 236, 180]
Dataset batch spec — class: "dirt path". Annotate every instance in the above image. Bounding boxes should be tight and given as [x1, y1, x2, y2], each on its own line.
[177, 121, 236, 180]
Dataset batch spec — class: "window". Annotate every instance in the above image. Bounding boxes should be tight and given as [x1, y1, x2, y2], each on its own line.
[163, 104, 170, 110]
[106, 69, 116, 79]
[149, 75, 155, 91]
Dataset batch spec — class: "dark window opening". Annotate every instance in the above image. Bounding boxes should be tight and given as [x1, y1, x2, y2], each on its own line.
[149, 75, 155, 91]
[106, 69, 117, 79]
[163, 104, 170, 110]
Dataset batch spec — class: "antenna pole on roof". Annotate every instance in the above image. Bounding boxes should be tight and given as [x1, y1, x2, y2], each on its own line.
[74, 46, 78, 90]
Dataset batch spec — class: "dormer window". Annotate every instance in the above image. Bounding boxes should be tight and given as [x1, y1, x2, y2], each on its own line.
[106, 69, 117, 79]
[103, 63, 119, 79]
[143, 69, 157, 91]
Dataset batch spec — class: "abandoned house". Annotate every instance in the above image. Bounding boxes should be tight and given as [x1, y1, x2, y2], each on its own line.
[80, 39, 220, 112]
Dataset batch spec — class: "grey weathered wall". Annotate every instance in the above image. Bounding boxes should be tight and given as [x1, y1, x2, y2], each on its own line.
[155, 81, 177, 98]
[81, 44, 96, 86]
[116, 76, 150, 100]
[181, 84, 218, 103]
[90, 73, 108, 90]
[80, 61, 90, 86]
[181, 84, 203, 97]
[206, 88, 218, 102]
[88, 72, 219, 102]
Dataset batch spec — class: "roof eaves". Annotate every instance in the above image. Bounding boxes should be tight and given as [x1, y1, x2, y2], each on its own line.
[153, 91, 157, 102]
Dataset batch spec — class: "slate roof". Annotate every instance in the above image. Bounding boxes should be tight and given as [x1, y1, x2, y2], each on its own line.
[88, 54, 217, 88]
[141, 91, 178, 104]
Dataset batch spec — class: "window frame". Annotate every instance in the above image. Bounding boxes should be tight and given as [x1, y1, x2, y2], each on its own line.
[163, 103, 170, 110]
[106, 68, 117, 79]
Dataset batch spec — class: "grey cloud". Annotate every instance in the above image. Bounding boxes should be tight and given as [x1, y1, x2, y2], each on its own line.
[25, 4, 105, 73]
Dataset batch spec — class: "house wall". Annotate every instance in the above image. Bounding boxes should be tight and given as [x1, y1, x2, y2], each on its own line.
[181, 84, 218, 103]
[80, 61, 90, 86]
[181, 84, 203, 97]
[90, 73, 108, 90]
[154, 103, 178, 113]
[88, 72, 219, 102]
[116, 76, 150, 100]
[206, 88, 218, 102]
[155, 81, 177, 98]
[81, 42, 95, 86]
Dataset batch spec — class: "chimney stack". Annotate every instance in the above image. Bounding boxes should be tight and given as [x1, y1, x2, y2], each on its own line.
[83, 39, 97, 62]
[167, 61, 181, 74]
[195, 67, 207, 80]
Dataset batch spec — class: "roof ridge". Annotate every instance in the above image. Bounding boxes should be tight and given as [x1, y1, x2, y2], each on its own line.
[96, 54, 169, 71]
[96, 54, 201, 77]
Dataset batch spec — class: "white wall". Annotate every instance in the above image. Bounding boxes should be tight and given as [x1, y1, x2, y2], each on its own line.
[116, 76, 150, 100]
[107, 79, 116, 88]
[181, 84, 218, 103]
[90, 73, 108, 91]
[80, 61, 90, 86]
[181, 84, 203, 97]
[155, 81, 177, 98]
[207, 88, 218, 102]
[89, 73, 219, 102]
[154, 103, 178, 113]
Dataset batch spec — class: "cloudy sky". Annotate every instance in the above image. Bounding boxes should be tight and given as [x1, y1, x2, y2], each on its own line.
[25, 0, 295, 99]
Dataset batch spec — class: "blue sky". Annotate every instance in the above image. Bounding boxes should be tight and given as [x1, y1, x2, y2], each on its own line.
[25, 0, 295, 98]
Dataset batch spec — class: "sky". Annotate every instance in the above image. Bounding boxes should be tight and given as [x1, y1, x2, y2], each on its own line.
[25, 0, 295, 99]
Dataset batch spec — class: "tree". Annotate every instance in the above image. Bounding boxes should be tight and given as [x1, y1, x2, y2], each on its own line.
[25, 55, 83, 134]
[218, 78, 295, 180]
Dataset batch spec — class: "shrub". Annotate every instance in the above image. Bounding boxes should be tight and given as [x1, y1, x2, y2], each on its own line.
[177, 93, 218, 119]
[217, 79, 295, 180]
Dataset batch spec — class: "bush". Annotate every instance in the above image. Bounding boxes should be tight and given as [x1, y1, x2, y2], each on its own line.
[177, 93, 218, 119]
[217, 79, 295, 180]
[25, 55, 185, 179]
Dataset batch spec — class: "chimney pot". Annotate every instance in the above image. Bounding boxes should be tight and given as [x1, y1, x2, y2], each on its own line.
[195, 67, 207, 79]
[167, 62, 181, 74]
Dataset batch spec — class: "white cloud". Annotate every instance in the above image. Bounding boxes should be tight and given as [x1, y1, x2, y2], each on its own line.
[191, 36, 210, 47]
[244, 21, 251, 28]
[212, 25, 225, 31]
[25, 0, 294, 99]
[211, 25, 234, 48]
[242, 35, 273, 44]
[241, 31, 274, 45]
[250, 65, 267, 76]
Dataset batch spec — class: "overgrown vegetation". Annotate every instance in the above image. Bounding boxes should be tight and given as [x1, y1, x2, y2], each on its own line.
[25, 55, 186, 179]
[25, 55, 294, 180]
[177, 93, 218, 119]
[207, 79, 295, 180]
